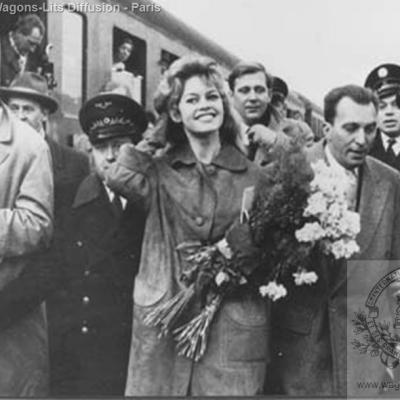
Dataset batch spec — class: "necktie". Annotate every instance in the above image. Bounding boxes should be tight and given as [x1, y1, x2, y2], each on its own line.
[386, 138, 397, 166]
[111, 193, 124, 219]
[18, 56, 27, 73]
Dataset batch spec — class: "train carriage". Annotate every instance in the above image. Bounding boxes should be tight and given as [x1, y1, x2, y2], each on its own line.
[0, 0, 324, 145]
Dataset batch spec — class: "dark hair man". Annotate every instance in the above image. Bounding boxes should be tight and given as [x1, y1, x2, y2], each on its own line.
[267, 85, 400, 397]
[228, 61, 291, 165]
[1, 14, 45, 86]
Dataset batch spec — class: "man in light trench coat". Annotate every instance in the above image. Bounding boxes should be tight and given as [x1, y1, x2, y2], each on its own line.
[0, 98, 53, 395]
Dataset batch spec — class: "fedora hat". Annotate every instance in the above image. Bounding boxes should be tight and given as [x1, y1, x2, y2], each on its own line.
[0, 72, 58, 113]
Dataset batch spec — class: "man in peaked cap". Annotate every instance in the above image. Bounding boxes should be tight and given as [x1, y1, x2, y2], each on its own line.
[365, 63, 400, 171]
[46, 92, 147, 395]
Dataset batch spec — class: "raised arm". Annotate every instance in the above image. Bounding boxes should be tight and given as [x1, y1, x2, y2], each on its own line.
[106, 143, 154, 211]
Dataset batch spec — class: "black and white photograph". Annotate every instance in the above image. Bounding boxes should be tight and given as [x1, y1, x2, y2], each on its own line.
[1, 0, 400, 398]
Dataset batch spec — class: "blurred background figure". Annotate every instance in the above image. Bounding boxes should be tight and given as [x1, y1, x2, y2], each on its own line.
[269, 76, 289, 131]
[109, 38, 143, 104]
[112, 37, 134, 72]
[1, 14, 46, 86]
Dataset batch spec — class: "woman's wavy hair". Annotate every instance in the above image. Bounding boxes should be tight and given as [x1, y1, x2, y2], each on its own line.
[153, 55, 240, 146]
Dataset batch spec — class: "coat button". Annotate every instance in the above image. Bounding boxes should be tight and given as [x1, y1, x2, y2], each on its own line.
[82, 296, 90, 304]
[81, 326, 89, 334]
[330, 306, 337, 313]
[84, 269, 90, 276]
[195, 216, 204, 226]
[277, 351, 283, 357]
[205, 165, 216, 175]
[76, 240, 83, 247]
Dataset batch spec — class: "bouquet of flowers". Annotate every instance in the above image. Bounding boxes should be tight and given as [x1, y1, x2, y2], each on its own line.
[250, 143, 361, 300]
[143, 139, 361, 361]
[144, 238, 246, 361]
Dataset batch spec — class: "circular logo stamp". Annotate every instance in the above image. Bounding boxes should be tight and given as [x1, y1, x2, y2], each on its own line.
[352, 268, 400, 369]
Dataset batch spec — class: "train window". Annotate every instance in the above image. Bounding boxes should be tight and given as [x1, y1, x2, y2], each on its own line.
[60, 10, 85, 117]
[159, 50, 179, 74]
[112, 27, 146, 105]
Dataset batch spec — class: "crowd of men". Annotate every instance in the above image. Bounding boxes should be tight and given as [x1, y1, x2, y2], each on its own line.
[2, 12, 400, 398]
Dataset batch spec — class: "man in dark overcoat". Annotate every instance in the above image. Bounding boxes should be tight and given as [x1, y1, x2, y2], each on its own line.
[265, 85, 400, 397]
[47, 92, 147, 395]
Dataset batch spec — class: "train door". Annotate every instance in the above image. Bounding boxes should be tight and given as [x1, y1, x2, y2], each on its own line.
[48, 7, 87, 146]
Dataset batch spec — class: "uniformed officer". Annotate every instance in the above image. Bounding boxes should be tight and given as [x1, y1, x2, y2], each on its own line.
[365, 63, 400, 170]
[48, 92, 147, 396]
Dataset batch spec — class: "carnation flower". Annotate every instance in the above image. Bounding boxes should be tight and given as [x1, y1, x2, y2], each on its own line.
[324, 238, 360, 259]
[259, 281, 287, 301]
[293, 270, 318, 286]
[295, 222, 325, 242]
[304, 192, 328, 217]
[310, 160, 348, 201]
[216, 238, 233, 260]
[215, 271, 229, 287]
[341, 211, 361, 236]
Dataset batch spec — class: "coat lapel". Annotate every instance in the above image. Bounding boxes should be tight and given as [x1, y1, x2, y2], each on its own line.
[46, 138, 64, 176]
[356, 157, 389, 256]
[306, 143, 387, 296]
[0, 103, 13, 166]
[329, 157, 389, 296]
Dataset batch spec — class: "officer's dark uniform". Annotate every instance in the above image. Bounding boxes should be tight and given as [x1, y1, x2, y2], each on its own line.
[365, 63, 400, 171]
[48, 93, 147, 396]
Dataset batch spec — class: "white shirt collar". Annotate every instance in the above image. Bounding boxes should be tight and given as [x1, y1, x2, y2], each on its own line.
[103, 183, 127, 209]
[380, 132, 400, 156]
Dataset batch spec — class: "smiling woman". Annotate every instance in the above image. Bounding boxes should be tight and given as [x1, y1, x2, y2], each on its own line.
[106, 55, 269, 396]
